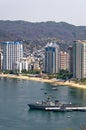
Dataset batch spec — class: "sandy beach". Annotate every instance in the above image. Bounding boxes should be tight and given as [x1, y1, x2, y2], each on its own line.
[0, 74, 86, 89]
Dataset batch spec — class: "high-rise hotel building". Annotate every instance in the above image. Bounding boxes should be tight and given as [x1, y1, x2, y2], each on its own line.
[59, 51, 69, 71]
[44, 42, 59, 74]
[0, 45, 2, 72]
[68, 46, 73, 73]
[2, 41, 23, 70]
[0, 52, 1, 72]
[73, 40, 86, 79]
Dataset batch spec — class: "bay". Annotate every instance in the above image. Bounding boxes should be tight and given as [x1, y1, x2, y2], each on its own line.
[0, 77, 86, 130]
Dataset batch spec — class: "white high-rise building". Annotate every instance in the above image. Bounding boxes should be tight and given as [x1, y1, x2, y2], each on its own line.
[73, 40, 86, 79]
[44, 42, 59, 74]
[2, 41, 23, 71]
[82, 42, 86, 78]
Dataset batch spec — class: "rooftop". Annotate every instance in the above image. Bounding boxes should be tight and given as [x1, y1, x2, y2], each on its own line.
[45, 42, 59, 48]
[2, 41, 23, 44]
[74, 40, 86, 44]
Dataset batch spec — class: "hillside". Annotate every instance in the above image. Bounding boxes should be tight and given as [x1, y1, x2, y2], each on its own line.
[0, 20, 86, 42]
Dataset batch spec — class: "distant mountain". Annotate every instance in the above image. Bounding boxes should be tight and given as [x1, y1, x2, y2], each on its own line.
[0, 20, 86, 42]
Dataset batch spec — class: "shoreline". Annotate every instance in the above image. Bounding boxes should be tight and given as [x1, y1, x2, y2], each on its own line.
[0, 74, 86, 89]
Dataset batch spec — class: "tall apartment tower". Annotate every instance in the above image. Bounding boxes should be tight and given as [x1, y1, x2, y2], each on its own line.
[2, 41, 23, 70]
[73, 40, 86, 79]
[59, 51, 69, 70]
[44, 42, 59, 74]
[0, 52, 1, 72]
[68, 46, 73, 73]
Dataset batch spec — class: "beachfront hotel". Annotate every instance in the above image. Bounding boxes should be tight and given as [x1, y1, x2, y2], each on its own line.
[0, 45, 2, 72]
[44, 42, 59, 74]
[17, 56, 40, 73]
[2, 41, 23, 71]
[0, 52, 1, 72]
[59, 51, 69, 71]
[68, 46, 73, 73]
[73, 40, 86, 79]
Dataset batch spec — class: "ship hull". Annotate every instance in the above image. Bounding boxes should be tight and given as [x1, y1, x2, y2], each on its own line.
[28, 104, 86, 112]
[28, 104, 57, 110]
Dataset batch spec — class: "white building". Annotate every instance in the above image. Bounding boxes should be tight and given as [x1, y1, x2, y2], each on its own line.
[2, 41, 23, 71]
[16, 56, 40, 73]
[16, 58, 28, 73]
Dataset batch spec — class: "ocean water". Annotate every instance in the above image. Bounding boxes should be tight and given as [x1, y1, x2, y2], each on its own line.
[0, 77, 86, 130]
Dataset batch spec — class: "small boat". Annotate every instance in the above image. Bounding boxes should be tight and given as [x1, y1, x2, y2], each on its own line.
[44, 92, 47, 94]
[67, 115, 71, 118]
[40, 88, 44, 90]
[51, 87, 58, 90]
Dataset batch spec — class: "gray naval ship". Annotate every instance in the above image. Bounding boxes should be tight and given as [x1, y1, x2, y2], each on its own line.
[28, 97, 74, 111]
[28, 96, 86, 111]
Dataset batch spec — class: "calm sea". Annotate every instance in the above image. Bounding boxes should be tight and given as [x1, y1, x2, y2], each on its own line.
[0, 77, 86, 130]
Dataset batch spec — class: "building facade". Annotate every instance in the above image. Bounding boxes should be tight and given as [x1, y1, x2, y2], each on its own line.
[0, 45, 2, 72]
[59, 51, 69, 70]
[73, 40, 86, 79]
[82, 42, 86, 78]
[68, 46, 73, 73]
[2, 41, 23, 71]
[0, 52, 1, 72]
[44, 42, 59, 74]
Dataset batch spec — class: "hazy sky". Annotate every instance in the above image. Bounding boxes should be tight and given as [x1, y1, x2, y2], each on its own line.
[0, 0, 86, 26]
